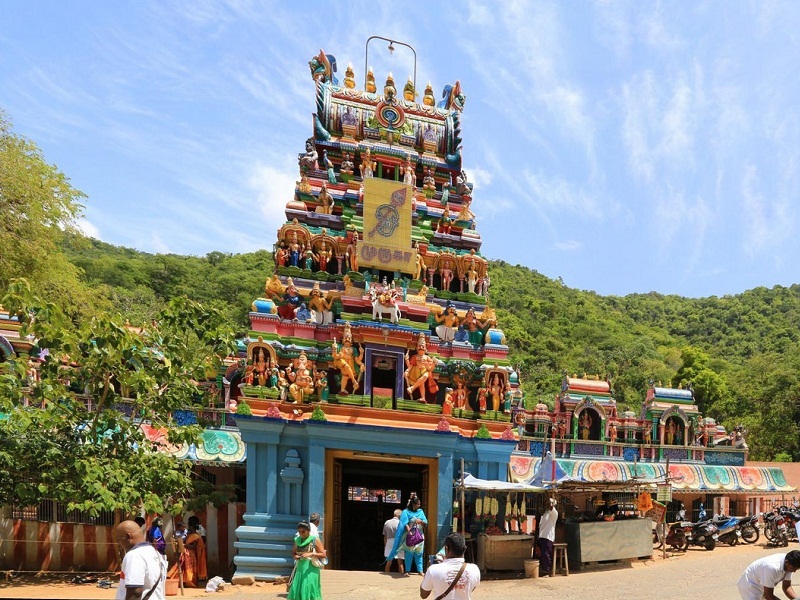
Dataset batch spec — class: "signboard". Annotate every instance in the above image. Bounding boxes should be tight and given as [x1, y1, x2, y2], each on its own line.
[656, 484, 672, 503]
[361, 178, 417, 274]
[646, 500, 668, 524]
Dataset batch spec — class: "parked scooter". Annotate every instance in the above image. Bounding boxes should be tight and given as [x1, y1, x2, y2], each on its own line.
[666, 519, 719, 551]
[712, 514, 742, 546]
[776, 506, 800, 542]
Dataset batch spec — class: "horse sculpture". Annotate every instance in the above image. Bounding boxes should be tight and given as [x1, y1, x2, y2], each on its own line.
[368, 286, 402, 324]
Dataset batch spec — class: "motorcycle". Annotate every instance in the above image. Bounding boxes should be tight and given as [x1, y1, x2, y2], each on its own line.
[764, 510, 789, 547]
[666, 519, 718, 551]
[739, 514, 760, 544]
[712, 514, 742, 546]
[776, 506, 800, 542]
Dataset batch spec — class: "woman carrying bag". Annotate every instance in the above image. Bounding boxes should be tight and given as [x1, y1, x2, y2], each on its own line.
[287, 520, 326, 600]
[386, 496, 428, 576]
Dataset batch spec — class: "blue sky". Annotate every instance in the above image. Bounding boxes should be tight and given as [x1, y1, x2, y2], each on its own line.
[3, 1, 800, 298]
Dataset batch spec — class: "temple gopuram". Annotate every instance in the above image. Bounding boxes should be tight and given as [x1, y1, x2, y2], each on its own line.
[229, 48, 520, 579]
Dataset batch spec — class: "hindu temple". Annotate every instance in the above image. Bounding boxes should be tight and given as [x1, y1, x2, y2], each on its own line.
[228, 48, 521, 579]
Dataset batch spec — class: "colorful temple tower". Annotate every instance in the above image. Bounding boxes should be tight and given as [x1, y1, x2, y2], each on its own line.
[230, 47, 520, 580]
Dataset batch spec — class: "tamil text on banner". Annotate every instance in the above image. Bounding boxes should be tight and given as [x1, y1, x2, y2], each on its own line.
[361, 178, 417, 274]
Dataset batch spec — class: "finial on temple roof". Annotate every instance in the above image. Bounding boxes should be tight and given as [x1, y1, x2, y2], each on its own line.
[366, 67, 376, 93]
[344, 63, 356, 89]
[423, 82, 435, 106]
[404, 77, 416, 101]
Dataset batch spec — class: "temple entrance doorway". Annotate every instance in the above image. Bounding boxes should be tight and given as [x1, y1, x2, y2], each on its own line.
[325, 451, 438, 571]
[370, 352, 399, 408]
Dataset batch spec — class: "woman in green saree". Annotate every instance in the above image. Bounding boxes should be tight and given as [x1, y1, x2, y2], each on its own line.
[288, 520, 326, 600]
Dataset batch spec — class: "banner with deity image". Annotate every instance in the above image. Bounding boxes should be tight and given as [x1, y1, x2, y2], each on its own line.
[361, 178, 417, 274]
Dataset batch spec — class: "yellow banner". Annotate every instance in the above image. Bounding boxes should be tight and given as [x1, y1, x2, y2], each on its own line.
[361, 178, 417, 274]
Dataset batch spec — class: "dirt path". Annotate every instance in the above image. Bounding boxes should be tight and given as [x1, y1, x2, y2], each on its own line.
[0, 541, 793, 599]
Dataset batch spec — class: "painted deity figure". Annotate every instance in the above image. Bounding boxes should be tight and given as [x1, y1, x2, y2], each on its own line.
[265, 273, 284, 302]
[404, 335, 439, 403]
[346, 234, 359, 272]
[477, 384, 487, 413]
[433, 304, 459, 343]
[278, 279, 303, 320]
[454, 380, 469, 410]
[422, 167, 436, 192]
[359, 148, 375, 179]
[466, 263, 479, 294]
[277, 368, 289, 401]
[503, 383, 513, 414]
[461, 308, 491, 347]
[286, 351, 315, 403]
[401, 155, 415, 187]
[275, 245, 289, 268]
[315, 370, 329, 402]
[303, 250, 314, 271]
[489, 375, 503, 412]
[308, 284, 335, 325]
[315, 242, 332, 272]
[665, 419, 676, 445]
[289, 232, 303, 267]
[317, 183, 334, 214]
[439, 263, 454, 292]
[608, 422, 617, 442]
[442, 388, 454, 416]
[251, 347, 269, 387]
[299, 138, 318, 173]
[579, 410, 592, 440]
[331, 325, 363, 394]
[268, 360, 280, 389]
[415, 252, 426, 281]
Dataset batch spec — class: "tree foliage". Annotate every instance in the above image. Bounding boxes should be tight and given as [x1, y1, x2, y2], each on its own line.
[0, 280, 236, 514]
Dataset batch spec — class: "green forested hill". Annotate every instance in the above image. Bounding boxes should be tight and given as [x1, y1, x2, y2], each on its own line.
[59, 237, 800, 462]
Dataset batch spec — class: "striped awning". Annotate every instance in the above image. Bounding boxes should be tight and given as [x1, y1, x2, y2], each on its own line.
[509, 455, 795, 494]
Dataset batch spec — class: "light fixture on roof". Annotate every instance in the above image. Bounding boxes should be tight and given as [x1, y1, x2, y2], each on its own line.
[364, 36, 417, 93]
[388, 41, 395, 54]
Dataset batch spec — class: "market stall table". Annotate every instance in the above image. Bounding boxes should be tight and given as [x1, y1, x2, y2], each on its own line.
[564, 518, 652, 569]
[476, 533, 536, 573]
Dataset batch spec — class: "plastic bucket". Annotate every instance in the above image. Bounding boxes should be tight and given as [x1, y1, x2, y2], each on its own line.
[165, 578, 179, 596]
[524, 559, 539, 579]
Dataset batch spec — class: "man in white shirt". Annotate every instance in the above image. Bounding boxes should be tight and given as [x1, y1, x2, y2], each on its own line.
[537, 497, 558, 577]
[114, 520, 166, 600]
[383, 509, 405, 573]
[420, 532, 480, 600]
[309, 513, 321, 538]
[738, 550, 800, 600]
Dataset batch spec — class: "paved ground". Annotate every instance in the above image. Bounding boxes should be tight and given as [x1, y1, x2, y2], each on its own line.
[0, 540, 796, 599]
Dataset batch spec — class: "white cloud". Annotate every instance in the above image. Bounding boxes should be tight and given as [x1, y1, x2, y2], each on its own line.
[554, 240, 581, 251]
[76, 218, 99, 239]
[248, 159, 299, 240]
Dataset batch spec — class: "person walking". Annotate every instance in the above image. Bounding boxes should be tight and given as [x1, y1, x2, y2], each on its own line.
[537, 498, 558, 577]
[147, 517, 166, 555]
[738, 550, 800, 600]
[419, 532, 480, 600]
[383, 509, 405, 574]
[386, 496, 428, 576]
[288, 520, 326, 600]
[114, 519, 167, 600]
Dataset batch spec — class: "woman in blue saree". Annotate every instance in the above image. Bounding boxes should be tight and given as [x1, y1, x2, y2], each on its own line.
[386, 496, 427, 575]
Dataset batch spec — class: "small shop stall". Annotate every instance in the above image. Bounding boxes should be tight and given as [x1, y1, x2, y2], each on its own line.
[456, 473, 545, 574]
[509, 453, 657, 570]
[559, 480, 655, 569]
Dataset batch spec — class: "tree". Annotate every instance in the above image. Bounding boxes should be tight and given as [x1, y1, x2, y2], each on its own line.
[0, 280, 236, 515]
[0, 111, 90, 307]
